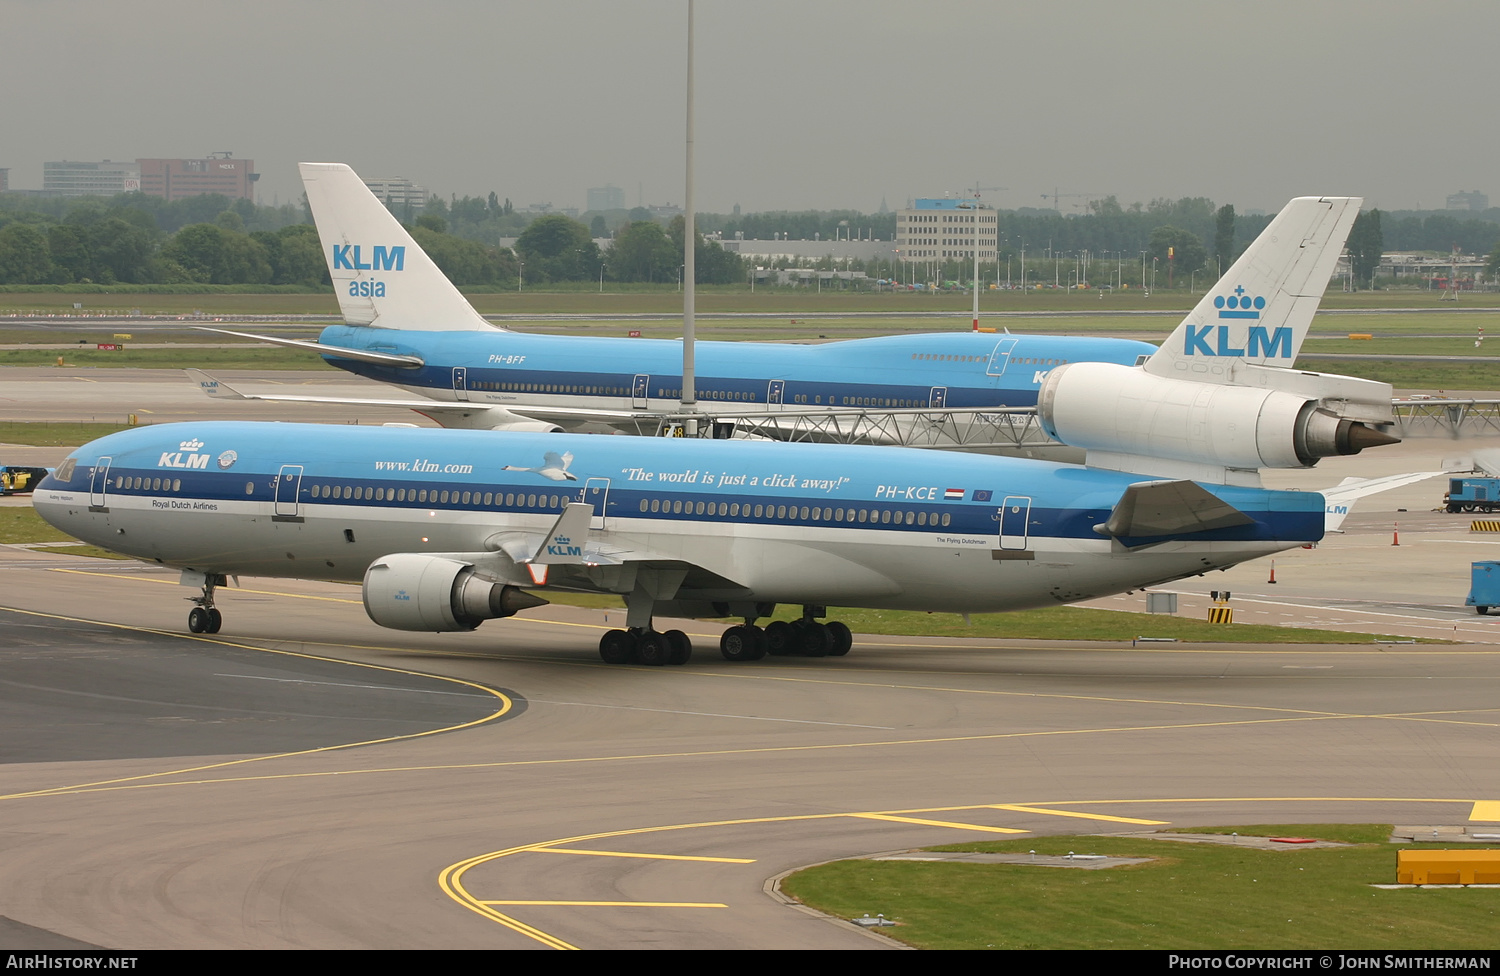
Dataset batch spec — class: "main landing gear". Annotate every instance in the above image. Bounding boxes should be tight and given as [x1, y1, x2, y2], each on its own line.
[720, 607, 852, 663]
[598, 628, 693, 666]
[186, 573, 227, 634]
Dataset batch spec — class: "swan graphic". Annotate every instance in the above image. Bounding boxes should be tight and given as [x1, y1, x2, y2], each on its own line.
[502, 451, 577, 481]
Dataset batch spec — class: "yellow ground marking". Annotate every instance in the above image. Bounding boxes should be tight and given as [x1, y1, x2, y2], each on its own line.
[479, 900, 725, 908]
[985, 804, 1169, 825]
[1470, 801, 1500, 822]
[438, 796, 1491, 949]
[0, 605, 513, 801]
[850, 813, 1027, 834]
[535, 848, 756, 863]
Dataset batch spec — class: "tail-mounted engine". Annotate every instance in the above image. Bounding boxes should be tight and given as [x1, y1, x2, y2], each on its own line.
[1038, 361, 1399, 482]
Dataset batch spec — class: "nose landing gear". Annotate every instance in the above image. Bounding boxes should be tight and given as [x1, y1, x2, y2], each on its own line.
[186, 573, 227, 634]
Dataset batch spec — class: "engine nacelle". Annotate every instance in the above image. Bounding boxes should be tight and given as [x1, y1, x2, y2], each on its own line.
[362, 553, 547, 632]
[489, 419, 564, 433]
[1038, 362, 1398, 472]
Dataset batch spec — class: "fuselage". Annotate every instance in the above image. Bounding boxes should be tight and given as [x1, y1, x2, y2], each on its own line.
[318, 325, 1157, 415]
[36, 423, 1323, 617]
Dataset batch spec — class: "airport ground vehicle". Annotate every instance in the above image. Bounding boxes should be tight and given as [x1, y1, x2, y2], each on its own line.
[1445, 477, 1500, 513]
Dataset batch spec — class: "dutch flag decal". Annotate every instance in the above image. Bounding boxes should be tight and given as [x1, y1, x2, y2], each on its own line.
[944, 488, 965, 500]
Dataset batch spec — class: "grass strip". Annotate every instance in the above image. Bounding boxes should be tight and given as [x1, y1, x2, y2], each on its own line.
[780, 825, 1500, 949]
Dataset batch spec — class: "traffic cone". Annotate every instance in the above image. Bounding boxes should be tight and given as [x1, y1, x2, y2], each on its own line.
[1392, 522, 1400, 546]
[1268, 560, 1277, 584]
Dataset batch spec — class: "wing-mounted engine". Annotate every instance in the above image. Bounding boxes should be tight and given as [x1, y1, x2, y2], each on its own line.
[1037, 361, 1399, 485]
[362, 553, 547, 632]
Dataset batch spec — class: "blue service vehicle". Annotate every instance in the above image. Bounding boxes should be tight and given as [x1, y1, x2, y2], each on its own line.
[1466, 561, 1500, 614]
[1445, 477, 1500, 513]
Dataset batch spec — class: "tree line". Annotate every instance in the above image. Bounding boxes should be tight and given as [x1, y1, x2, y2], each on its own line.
[2, 185, 1495, 288]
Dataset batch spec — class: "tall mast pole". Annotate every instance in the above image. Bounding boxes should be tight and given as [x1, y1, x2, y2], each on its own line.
[681, 0, 698, 434]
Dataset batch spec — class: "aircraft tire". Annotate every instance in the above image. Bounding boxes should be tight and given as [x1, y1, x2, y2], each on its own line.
[764, 620, 798, 656]
[825, 621, 852, 656]
[599, 629, 634, 664]
[794, 621, 831, 657]
[719, 626, 754, 662]
[188, 607, 210, 634]
[664, 630, 692, 665]
[636, 630, 670, 666]
[207, 608, 223, 634]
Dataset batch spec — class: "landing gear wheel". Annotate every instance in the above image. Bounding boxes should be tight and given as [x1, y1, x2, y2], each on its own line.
[664, 629, 692, 665]
[1478, 607, 1490, 616]
[720, 625, 758, 662]
[188, 606, 210, 634]
[206, 608, 223, 634]
[825, 621, 852, 656]
[794, 620, 831, 657]
[636, 630, 670, 666]
[599, 629, 635, 664]
[764, 620, 798, 656]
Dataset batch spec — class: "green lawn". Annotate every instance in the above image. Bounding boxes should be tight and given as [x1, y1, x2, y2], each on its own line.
[780, 826, 1500, 949]
[0, 421, 140, 446]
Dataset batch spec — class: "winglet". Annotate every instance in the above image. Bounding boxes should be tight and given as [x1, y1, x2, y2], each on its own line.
[1147, 196, 1362, 379]
[299, 162, 500, 333]
[185, 368, 245, 400]
[530, 503, 595, 564]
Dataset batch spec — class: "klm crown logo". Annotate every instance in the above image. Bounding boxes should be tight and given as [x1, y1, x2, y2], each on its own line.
[179, 438, 204, 451]
[1185, 286, 1292, 358]
[1214, 286, 1265, 319]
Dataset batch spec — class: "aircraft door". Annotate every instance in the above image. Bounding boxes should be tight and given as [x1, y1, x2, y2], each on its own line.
[767, 379, 785, 409]
[452, 367, 469, 402]
[986, 337, 1018, 376]
[928, 387, 948, 408]
[583, 477, 611, 529]
[632, 374, 649, 409]
[89, 456, 112, 511]
[274, 465, 304, 521]
[998, 495, 1031, 550]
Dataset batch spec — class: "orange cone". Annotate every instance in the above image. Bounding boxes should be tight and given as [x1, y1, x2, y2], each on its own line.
[1268, 560, 1277, 584]
[1392, 522, 1400, 546]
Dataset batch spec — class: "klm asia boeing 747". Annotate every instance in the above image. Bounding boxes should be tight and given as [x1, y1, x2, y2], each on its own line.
[190, 163, 1157, 454]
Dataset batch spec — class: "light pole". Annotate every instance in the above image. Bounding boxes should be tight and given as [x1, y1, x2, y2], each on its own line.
[518, 261, 524, 293]
[599, 263, 606, 293]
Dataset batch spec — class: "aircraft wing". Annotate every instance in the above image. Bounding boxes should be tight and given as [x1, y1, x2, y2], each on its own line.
[185, 369, 491, 415]
[1320, 470, 1450, 532]
[196, 327, 424, 368]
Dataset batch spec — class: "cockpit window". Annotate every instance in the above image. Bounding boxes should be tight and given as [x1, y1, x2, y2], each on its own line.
[55, 457, 77, 482]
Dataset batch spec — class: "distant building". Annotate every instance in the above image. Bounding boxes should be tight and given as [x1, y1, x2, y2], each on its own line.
[42, 160, 141, 197]
[895, 198, 997, 263]
[587, 185, 625, 212]
[364, 177, 428, 217]
[137, 155, 257, 202]
[1446, 190, 1489, 212]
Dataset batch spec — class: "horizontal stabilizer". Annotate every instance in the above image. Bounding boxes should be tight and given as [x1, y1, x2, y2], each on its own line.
[197, 327, 424, 367]
[1094, 480, 1254, 539]
[1321, 470, 1449, 532]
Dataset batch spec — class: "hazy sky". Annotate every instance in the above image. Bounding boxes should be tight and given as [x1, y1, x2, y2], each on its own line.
[4, 1, 1495, 216]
